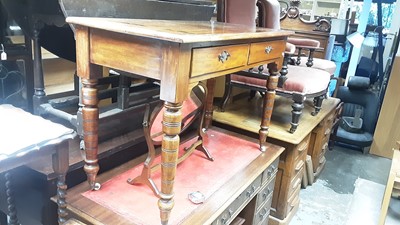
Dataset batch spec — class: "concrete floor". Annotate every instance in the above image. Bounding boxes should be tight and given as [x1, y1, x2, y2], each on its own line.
[291, 145, 400, 225]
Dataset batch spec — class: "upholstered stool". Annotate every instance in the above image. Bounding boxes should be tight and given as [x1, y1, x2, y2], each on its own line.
[287, 37, 337, 75]
[230, 65, 331, 133]
[297, 57, 337, 75]
[0, 104, 76, 224]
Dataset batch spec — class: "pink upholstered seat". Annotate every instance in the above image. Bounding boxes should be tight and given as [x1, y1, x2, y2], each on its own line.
[231, 66, 330, 95]
[298, 57, 337, 75]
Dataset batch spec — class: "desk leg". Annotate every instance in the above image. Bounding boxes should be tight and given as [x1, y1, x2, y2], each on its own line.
[52, 141, 70, 224]
[204, 78, 216, 130]
[259, 63, 279, 152]
[81, 78, 100, 190]
[158, 102, 182, 225]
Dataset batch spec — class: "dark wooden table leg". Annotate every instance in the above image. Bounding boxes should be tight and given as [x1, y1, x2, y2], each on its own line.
[158, 102, 182, 225]
[204, 78, 216, 130]
[81, 78, 100, 190]
[52, 141, 70, 224]
[4, 172, 19, 225]
[259, 63, 279, 152]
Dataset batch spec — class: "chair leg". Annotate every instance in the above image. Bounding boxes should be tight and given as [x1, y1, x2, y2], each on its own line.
[312, 95, 324, 116]
[290, 94, 305, 133]
[5, 172, 19, 225]
[52, 141, 70, 224]
[249, 90, 257, 101]
[220, 76, 233, 112]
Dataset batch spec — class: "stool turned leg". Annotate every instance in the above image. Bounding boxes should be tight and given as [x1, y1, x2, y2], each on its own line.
[52, 141, 70, 224]
[158, 102, 182, 225]
[290, 94, 305, 133]
[5, 172, 19, 225]
[312, 95, 324, 116]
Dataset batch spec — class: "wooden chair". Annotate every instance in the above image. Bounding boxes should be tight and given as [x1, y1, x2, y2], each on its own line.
[220, 0, 335, 133]
[127, 83, 213, 196]
[0, 63, 25, 107]
[0, 104, 76, 224]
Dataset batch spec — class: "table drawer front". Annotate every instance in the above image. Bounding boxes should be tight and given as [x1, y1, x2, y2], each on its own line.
[191, 44, 249, 77]
[289, 161, 304, 197]
[248, 40, 285, 65]
[256, 176, 276, 211]
[261, 157, 279, 184]
[286, 181, 301, 216]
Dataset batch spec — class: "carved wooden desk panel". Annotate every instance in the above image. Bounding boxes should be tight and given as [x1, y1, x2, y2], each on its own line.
[66, 17, 292, 224]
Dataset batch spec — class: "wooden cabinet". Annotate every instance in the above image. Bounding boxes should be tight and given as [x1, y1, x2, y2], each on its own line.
[267, 134, 309, 224]
[213, 96, 341, 225]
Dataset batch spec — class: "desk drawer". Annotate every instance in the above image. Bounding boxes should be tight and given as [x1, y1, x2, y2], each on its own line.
[286, 181, 301, 216]
[254, 202, 271, 225]
[261, 157, 279, 184]
[289, 161, 304, 197]
[211, 174, 262, 225]
[248, 40, 285, 65]
[256, 176, 276, 211]
[191, 44, 249, 77]
[294, 135, 309, 161]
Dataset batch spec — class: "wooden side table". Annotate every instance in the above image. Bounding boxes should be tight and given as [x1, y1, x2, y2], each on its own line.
[0, 104, 76, 224]
[66, 17, 292, 224]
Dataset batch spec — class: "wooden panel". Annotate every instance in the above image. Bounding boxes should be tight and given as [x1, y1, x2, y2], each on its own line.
[90, 29, 163, 80]
[371, 56, 400, 159]
[248, 40, 285, 65]
[191, 44, 249, 77]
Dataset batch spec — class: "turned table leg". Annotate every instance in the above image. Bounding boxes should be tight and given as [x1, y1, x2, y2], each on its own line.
[81, 78, 100, 190]
[204, 78, 216, 130]
[158, 102, 182, 225]
[259, 63, 279, 152]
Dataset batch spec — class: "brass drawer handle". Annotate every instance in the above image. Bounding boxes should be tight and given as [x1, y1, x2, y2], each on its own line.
[218, 51, 230, 63]
[259, 207, 268, 218]
[265, 46, 273, 54]
[246, 185, 257, 197]
[262, 187, 271, 199]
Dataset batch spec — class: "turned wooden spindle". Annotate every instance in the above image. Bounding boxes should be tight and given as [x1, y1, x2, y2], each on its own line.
[52, 141, 70, 224]
[5, 172, 19, 225]
[158, 102, 182, 225]
[259, 63, 280, 152]
[81, 78, 100, 190]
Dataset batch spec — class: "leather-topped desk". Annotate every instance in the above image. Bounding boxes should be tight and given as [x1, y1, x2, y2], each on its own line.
[64, 127, 284, 225]
[213, 95, 341, 225]
[66, 17, 292, 224]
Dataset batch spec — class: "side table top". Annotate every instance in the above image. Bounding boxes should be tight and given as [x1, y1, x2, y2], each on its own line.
[66, 17, 293, 43]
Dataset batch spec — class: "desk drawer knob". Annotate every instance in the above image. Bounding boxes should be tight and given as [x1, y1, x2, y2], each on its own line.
[218, 51, 231, 63]
[265, 46, 273, 54]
